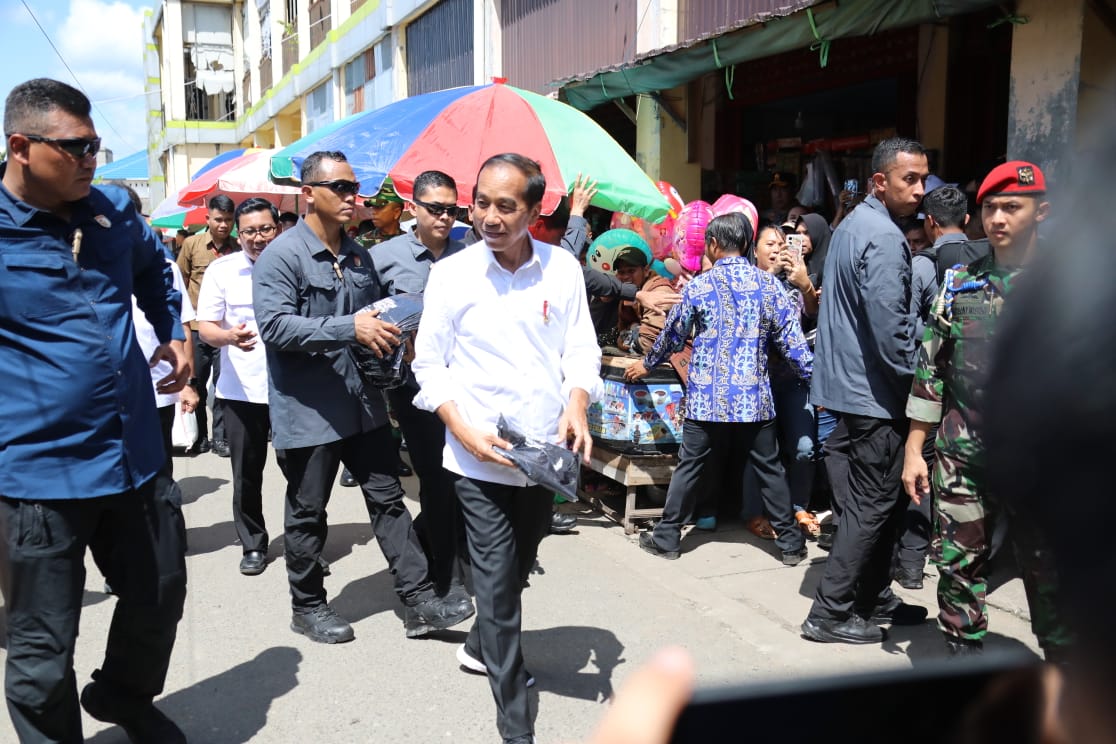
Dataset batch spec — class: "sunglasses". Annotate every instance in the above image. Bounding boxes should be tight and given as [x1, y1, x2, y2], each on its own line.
[412, 199, 460, 218]
[238, 224, 278, 238]
[11, 133, 102, 159]
[306, 179, 361, 196]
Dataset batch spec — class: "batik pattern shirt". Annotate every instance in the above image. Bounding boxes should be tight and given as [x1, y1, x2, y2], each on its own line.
[643, 256, 812, 423]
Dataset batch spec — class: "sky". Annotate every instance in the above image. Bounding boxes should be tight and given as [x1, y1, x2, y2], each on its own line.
[0, 0, 155, 161]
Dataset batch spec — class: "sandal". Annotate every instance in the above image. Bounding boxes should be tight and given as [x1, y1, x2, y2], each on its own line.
[795, 510, 821, 539]
[745, 516, 777, 540]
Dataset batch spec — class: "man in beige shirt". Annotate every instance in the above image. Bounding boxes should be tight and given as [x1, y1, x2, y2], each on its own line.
[176, 193, 239, 455]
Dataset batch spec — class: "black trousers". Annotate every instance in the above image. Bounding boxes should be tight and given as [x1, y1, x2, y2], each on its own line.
[191, 330, 223, 443]
[158, 404, 175, 478]
[895, 425, 936, 572]
[810, 414, 908, 620]
[0, 477, 187, 743]
[388, 385, 462, 594]
[224, 399, 271, 554]
[456, 477, 551, 742]
[652, 419, 804, 555]
[275, 425, 433, 611]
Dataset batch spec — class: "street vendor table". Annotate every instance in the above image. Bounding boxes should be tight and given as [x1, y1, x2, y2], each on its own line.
[577, 442, 676, 534]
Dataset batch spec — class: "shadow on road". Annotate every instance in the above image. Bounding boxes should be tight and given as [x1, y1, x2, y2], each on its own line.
[331, 568, 398, 624]
[177, 475, 228, 506]
[523, 625, 625, 703]
[85, 646, 302, 744]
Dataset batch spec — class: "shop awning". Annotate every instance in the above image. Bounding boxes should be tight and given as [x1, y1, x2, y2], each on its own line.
[558, 0, 1004, 110]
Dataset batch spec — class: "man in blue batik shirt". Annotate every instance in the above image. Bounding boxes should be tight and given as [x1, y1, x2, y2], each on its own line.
[625, 213, 812, 564]
[0, 79, 190, 743]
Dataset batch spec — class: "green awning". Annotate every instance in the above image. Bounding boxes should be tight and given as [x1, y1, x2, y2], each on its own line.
[559, 0, 1004, 110]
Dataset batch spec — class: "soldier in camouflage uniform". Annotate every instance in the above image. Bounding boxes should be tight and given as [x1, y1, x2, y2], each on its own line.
[354, 177, 405, 248]
[901, 161, 1070, 659]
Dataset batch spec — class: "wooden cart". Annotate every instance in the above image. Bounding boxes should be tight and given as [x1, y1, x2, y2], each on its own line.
[577, 442, 677, 534]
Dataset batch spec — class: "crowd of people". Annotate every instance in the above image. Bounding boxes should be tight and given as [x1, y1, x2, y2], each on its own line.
[0, 73, 1087, 744]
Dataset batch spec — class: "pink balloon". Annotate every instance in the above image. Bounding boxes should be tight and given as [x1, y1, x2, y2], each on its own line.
[671, 200, 714, 273]
[711, 194, 759, 237]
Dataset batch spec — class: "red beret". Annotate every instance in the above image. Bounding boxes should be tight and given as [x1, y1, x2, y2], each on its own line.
[976, 161, 1046, 205]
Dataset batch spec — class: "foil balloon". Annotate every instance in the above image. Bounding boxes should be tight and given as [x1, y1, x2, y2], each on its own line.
[585, 228, 652, 275]
[711, 194, 759, 237]
[671, 200, 714, 273]
[657, 181, 684, 219]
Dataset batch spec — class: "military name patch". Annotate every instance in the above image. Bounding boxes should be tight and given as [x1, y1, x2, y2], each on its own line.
[951, 295, 992, 317]
[94, 215, 112, 229]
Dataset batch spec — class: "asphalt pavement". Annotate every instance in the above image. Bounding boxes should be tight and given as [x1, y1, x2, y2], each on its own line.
[0, 446, 1039, 743]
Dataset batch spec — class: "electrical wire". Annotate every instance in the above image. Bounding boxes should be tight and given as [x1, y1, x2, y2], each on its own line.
[19, 0, 140, 152]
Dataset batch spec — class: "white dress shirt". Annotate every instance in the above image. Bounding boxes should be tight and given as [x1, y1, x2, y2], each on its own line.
[134, 260, 194, 408]
[413, 238, 602, 486]
[196, 251, 269, 404]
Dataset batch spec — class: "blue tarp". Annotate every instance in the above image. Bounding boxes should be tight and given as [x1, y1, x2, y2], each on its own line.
[94, 150, 149, 181]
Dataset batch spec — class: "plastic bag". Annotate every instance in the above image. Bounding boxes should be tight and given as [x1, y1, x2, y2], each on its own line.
[171, 405, 198, 450]
[493, 415, 579, 502]
[350, 293, 424, 390]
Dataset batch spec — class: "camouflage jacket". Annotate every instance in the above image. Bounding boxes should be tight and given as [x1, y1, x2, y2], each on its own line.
[354, 228, 404, 249]
[906, 253, 1019, 460]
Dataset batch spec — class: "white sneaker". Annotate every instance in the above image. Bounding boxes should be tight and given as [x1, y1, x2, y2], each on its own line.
[456, 644, 535, 687]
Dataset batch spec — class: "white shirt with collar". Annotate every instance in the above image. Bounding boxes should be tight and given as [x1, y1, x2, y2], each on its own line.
[196, 251, 269, 404]
[412, 238, 602, 486]
[134, 259, 195, 408]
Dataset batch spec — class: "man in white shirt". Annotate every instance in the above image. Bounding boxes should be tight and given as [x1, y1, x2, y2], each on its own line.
[196, 198, 277, 576]
[134, 259, 198, 477]
[413, 153, 601, 744]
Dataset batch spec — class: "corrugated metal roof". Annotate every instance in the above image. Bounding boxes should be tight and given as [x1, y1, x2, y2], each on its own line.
[500, 0, 637, 94]
[94, 150, 150, 181]
[407, 0, 474, 96]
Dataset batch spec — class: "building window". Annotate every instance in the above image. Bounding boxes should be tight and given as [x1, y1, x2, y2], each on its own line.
[306, 81, 334, 133]
[258, 0, 271, 59]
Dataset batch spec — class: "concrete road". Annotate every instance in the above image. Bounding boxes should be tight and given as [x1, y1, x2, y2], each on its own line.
[1, 447, 1039, 743]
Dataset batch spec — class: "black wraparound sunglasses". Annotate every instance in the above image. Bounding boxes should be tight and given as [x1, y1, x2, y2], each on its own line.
[8, 133, 102, 159]
[412, 199, 461, 218]
[306, 179, 361, 196]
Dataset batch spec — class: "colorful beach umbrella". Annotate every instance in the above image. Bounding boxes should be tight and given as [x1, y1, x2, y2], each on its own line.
[270, 82, 670, 221]
[179, 148, 300, 210]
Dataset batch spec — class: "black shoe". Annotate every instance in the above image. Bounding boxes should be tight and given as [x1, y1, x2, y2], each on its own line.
[80, 682, 186, 744]
[239, 550, 266, 576]
[817, 531, 834, 551]
[867, 598, 928, 626]
[437, 580, 475, 617]
[550, 511, 577, 534]
[638, 531, 679, 560]
[801, 615, 884, 644]
[782, 547, 808, 567]
[195, 437, 211, 455]
[398, 461, 413, 477]
[894, 565, 925, 590]
[318, 555, 331, 576]
[340, 468, 358, 487]
[212, 439, 230, 458]
[291, 604, 354, 644]
[404, 595, 476, 638]
[946, 637, 984, 656]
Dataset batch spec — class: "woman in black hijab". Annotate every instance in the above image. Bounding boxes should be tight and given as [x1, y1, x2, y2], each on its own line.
[795, 213, 832, 289]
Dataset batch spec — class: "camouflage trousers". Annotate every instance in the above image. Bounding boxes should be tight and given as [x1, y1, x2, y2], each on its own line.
[932, 451, 1072, 653]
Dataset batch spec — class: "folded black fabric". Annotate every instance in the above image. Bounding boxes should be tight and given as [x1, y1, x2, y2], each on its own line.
[350, 293, 424, 390]
[494, 414, 579, 501]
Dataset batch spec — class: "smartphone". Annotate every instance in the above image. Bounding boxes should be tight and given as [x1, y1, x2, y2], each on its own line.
[670, 653, 1039, 744]
[843, 178, 860, 194]
[785, 233, 805, 259]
